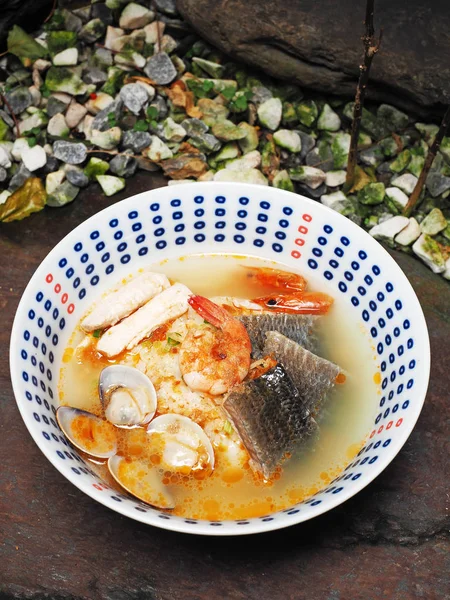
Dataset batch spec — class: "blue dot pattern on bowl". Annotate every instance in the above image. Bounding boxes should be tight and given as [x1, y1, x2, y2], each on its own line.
[13, 186, 425, 534]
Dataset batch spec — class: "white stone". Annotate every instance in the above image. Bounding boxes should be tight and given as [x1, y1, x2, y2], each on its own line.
[0, 190, 12, 205]
[96, 175, 126, 196]
[144, 21, 165, 44]
[197, 170, 215, 182]
[12, 138, 30, 161]
[225, 150, 261, 171]
[80, 115, 94, 140]
[43, 144, 53, 155]
[273, 129, 301, 153]
[369, 216, 409, 244]
[385, 187, 409, 211]
[317, 104, 341, 131]
[19, 112, 46, 135]
[50, 92, 72, 105]
[46, 169, 65, 195]
[28, 85, 42, 106]
[53, 48, 79, 66]
[214, 168, 268, 185]
[320, 191, 347, 211]
[104, 26, 125, 50]
[119, 3, 154, 29]
[163, 117, 186, 142]
[325, 170, 346, 187]
[33, 59, 52, 72]
[90, 127, 122, 149]
[47, 113, 69, 137]
[114, 51, 146, 69]
[442, 257, 450, 280]
[257, 98, 282, 131]
[168, 179, 195, 186]
[21, 145, 47, 172]
[391, 173, 418, 195]
[65, 102, 87, 128]
[144, 136, 173, 161]
[420, 208, 447, 235]
[0, 146, 12, 168]
[289, 166, 326, 189]
[394, 217, 421, 246]
[85, 93, 114, 115]
[412, 234, 446, 273]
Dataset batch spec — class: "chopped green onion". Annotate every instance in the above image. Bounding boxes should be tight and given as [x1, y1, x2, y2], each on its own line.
[167, 336, 181, 347]
[223, 420, 233, 435]
[92, 329, 102, 338]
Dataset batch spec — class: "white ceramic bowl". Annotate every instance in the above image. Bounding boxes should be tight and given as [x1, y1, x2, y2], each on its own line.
[10, 182, 430, 535]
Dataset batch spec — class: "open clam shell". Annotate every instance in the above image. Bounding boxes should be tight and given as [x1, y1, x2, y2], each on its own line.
[147, 414, 215, 473]
[107, 455, 175, 510]
[99, 365, 157, 427]
[56, 406, 117, 459]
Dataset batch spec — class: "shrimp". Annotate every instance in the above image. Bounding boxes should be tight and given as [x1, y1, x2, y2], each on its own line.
[245, 266, 307, 293]
[252, 291, 334, 314]
[179, 295, 252, 396]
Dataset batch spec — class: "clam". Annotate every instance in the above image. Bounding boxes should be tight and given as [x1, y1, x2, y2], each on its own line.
[108, 455, 175, 509]
[56, 406, 117, 459]
[147, 414, 215, 474]
[99, 365, 157, 427]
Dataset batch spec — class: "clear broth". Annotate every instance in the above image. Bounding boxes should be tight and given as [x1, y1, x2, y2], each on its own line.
[59, 254, 380, 520]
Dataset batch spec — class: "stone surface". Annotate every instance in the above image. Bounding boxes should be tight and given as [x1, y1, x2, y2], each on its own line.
[178, 0, 450, 114]
[0, 187, 448, 597]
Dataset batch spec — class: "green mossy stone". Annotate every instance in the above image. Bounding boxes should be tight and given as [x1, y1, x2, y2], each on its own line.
[390, 149, 411, 173]
[358, 182, 386, 205]
[84, 157, 109, 180]
[272, 169, 294, 192]
[46, 31, 77, 57]
[296, 100, 318, 128]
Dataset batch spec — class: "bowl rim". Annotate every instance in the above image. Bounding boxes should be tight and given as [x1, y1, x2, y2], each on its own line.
[9, 182, 431, 535]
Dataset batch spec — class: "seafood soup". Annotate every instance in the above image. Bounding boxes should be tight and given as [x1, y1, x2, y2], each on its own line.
[58, 254, 379, 521]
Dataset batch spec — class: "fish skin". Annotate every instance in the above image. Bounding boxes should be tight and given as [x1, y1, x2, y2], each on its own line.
[263, 331, 340, 415]
[238, 313, 316, 356]
[224, 364, 316, 478]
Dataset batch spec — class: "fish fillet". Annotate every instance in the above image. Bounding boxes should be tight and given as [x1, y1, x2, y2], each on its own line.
[238, 313, 316, 356]
[97, 283, 191, 357]
[224, 364, 316, 478]
[263, 331, 340, 415]
[81, 271, 170, 332]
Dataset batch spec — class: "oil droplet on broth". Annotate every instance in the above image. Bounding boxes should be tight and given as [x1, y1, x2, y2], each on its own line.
[59, 254, 379, 520]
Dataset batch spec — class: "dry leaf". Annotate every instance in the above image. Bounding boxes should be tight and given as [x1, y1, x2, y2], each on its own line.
[0, 177, 46, 223]
[348, 165, 375, 193]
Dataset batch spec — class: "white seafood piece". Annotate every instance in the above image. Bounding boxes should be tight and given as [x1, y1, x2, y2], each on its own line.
[209, 296, 263, 311]
[56, 406, 117, 459]
[108, 455, 175, 509]
[147, 414, 215, 473]
[99, 365, 157, 426]
[81, 271, 170, 332]
[97, 283, 191, 357]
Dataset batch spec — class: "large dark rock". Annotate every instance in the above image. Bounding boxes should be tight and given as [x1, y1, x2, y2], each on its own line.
[0, 0, 52, 46]
[178, 0, 450, 116]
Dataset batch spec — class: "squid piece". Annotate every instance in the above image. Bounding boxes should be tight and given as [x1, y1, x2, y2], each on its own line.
[81, 271, 170, 332]
[97, 283, 191, 357]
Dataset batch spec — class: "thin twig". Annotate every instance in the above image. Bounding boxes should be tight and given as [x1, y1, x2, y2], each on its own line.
[152, 1, 163, 52]
[1, 93, 20, 137]
[345, 0, 382, 190]
[403, 105, 450, 217]
[44, 0, 58, 24]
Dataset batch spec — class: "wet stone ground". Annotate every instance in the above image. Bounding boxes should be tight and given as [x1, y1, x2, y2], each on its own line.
[1, 173, 449, 600]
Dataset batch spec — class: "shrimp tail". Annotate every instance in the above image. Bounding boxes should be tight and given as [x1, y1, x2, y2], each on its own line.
[188, 295, 230, 328]
[245, 266, 307, 292]
[252, 292, 334, 315]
